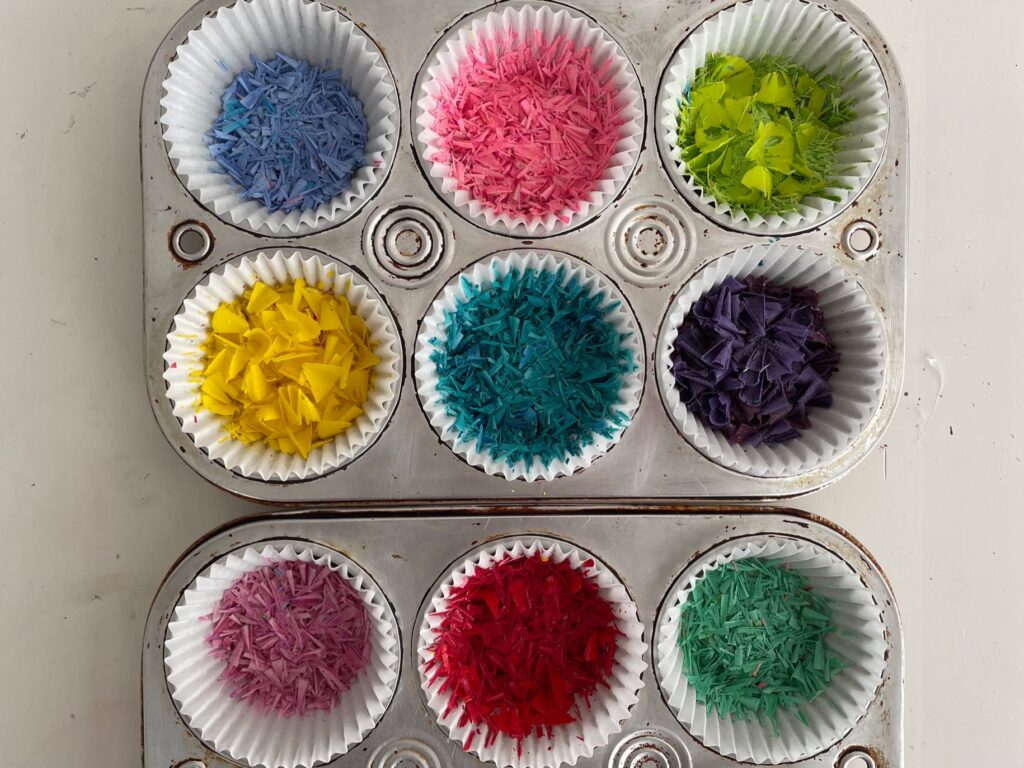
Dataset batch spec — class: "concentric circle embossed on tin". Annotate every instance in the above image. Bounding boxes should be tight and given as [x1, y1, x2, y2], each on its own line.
[605, 199, 691, 286]
[364, 201, 453, 286]
[369, 738, 443, 768]
[608, 730, 689, 768]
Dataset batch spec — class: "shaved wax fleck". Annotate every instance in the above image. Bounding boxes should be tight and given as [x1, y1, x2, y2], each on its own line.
[429, 29, 626, 223]
[676, 53, 856, 217]
[198, 280, 379, 457]
[679, 558, 844, 729]
[207, 53, 367, 213]
[205, 559, 372, 717]
[669, 275, 839, 446]
[429, 266, 635, 467]
[425, 553, 622, 751]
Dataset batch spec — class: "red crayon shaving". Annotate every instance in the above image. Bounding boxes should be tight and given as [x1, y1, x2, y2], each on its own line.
[429, 29, 626, 224]
[424, 553, 622, 751]
[205, 559, 371, 717]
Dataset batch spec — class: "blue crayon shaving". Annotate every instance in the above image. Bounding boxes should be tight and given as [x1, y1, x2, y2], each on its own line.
[429, 266, 636, 468]
[206, 52, 368, 213]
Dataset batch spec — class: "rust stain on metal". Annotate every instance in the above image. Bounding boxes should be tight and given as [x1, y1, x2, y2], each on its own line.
[167, 219, 213, 268]
[838, 745, 888, 768]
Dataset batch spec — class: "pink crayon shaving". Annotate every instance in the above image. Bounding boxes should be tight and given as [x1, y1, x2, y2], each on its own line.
[204, 559, 372, 717]
[429, 29, 626, 224]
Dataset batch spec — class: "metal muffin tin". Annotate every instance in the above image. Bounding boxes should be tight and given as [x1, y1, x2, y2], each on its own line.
[141, 0, 908, 503]
[142, 507, 903, 768]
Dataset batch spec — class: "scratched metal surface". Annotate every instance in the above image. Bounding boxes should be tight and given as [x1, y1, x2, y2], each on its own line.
[141, 0, 908, 503]
[141, 507, 903, 768]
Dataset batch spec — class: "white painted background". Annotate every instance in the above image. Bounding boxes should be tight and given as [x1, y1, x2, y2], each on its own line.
[1, 0, 1020, 765]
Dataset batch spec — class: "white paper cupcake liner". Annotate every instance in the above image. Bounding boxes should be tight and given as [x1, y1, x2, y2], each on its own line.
[161, 0, 398, 236]
[164, 541, 401, 768]
[655, 535, 887, 764]
[415, 250, 644, 482]
[415, 3, 644, 236]
[417, 537, 646, 768]
[659, 0, 889, 235]
[163, 249, 402, 482]
[657, 243, 886, 477]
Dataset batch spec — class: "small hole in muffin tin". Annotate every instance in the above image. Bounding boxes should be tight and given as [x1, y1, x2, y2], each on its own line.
[838, 750, 876, 768]
[843, 220, 881, 261]
[170, 221, 212, 263]
[172, 761, 206, 768]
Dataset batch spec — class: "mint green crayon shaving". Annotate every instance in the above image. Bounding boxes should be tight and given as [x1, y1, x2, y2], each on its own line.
[679, 557, 844, 730]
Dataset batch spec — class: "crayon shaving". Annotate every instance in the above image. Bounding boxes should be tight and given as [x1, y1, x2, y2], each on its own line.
[424, 553, 621, 753]
[679, 558, 844, 730]
[430, 266, 635, 467]
[670, 275, 839, 447]
[429, 29, 625, 223]
[207, 53, 368, 214]
[198, 279, 380, 458]
[205, 559, 372, 717]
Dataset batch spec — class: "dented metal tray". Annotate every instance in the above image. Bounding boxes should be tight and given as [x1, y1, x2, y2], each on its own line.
[141, 0, 908, 503]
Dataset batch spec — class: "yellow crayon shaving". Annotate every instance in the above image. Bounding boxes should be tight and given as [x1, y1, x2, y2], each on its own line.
[197, 279, 380, 458]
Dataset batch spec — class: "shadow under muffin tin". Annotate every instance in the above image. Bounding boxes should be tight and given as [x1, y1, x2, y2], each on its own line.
[143, 0, 907, 504]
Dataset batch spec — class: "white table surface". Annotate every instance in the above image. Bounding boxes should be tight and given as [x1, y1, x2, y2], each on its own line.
[1, 0, 1021, 765]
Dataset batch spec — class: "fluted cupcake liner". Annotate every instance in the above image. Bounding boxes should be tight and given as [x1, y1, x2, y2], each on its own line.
[659, 0, 889, 234]
[418, 537, 646, 768]
[415, 250, 644, 482]
[164, 541, 401, 768]
[656, 243, 886, 477]
[416, 2, 643, 236]
[655, 535, 887, 764]
[161, 0, 398, 235]
[163, 249, 402, 481]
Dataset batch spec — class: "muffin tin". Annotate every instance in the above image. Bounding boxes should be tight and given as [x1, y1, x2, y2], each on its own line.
[142, 0, 908, 503]
[142, 507, 903, 767]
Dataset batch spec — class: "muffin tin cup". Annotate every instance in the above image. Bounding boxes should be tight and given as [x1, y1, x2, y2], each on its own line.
[417, 536, 647, 768]
[656, 242, 887, 478]
[659, 0, 889, 235]
[163, 249, 403, 482]
[163, 541, 401, 768]
[414, 250, 645, 482]
[415, 2, 645, 237]
[655, 534, 888, 764]
[160, 0, 399, 236]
